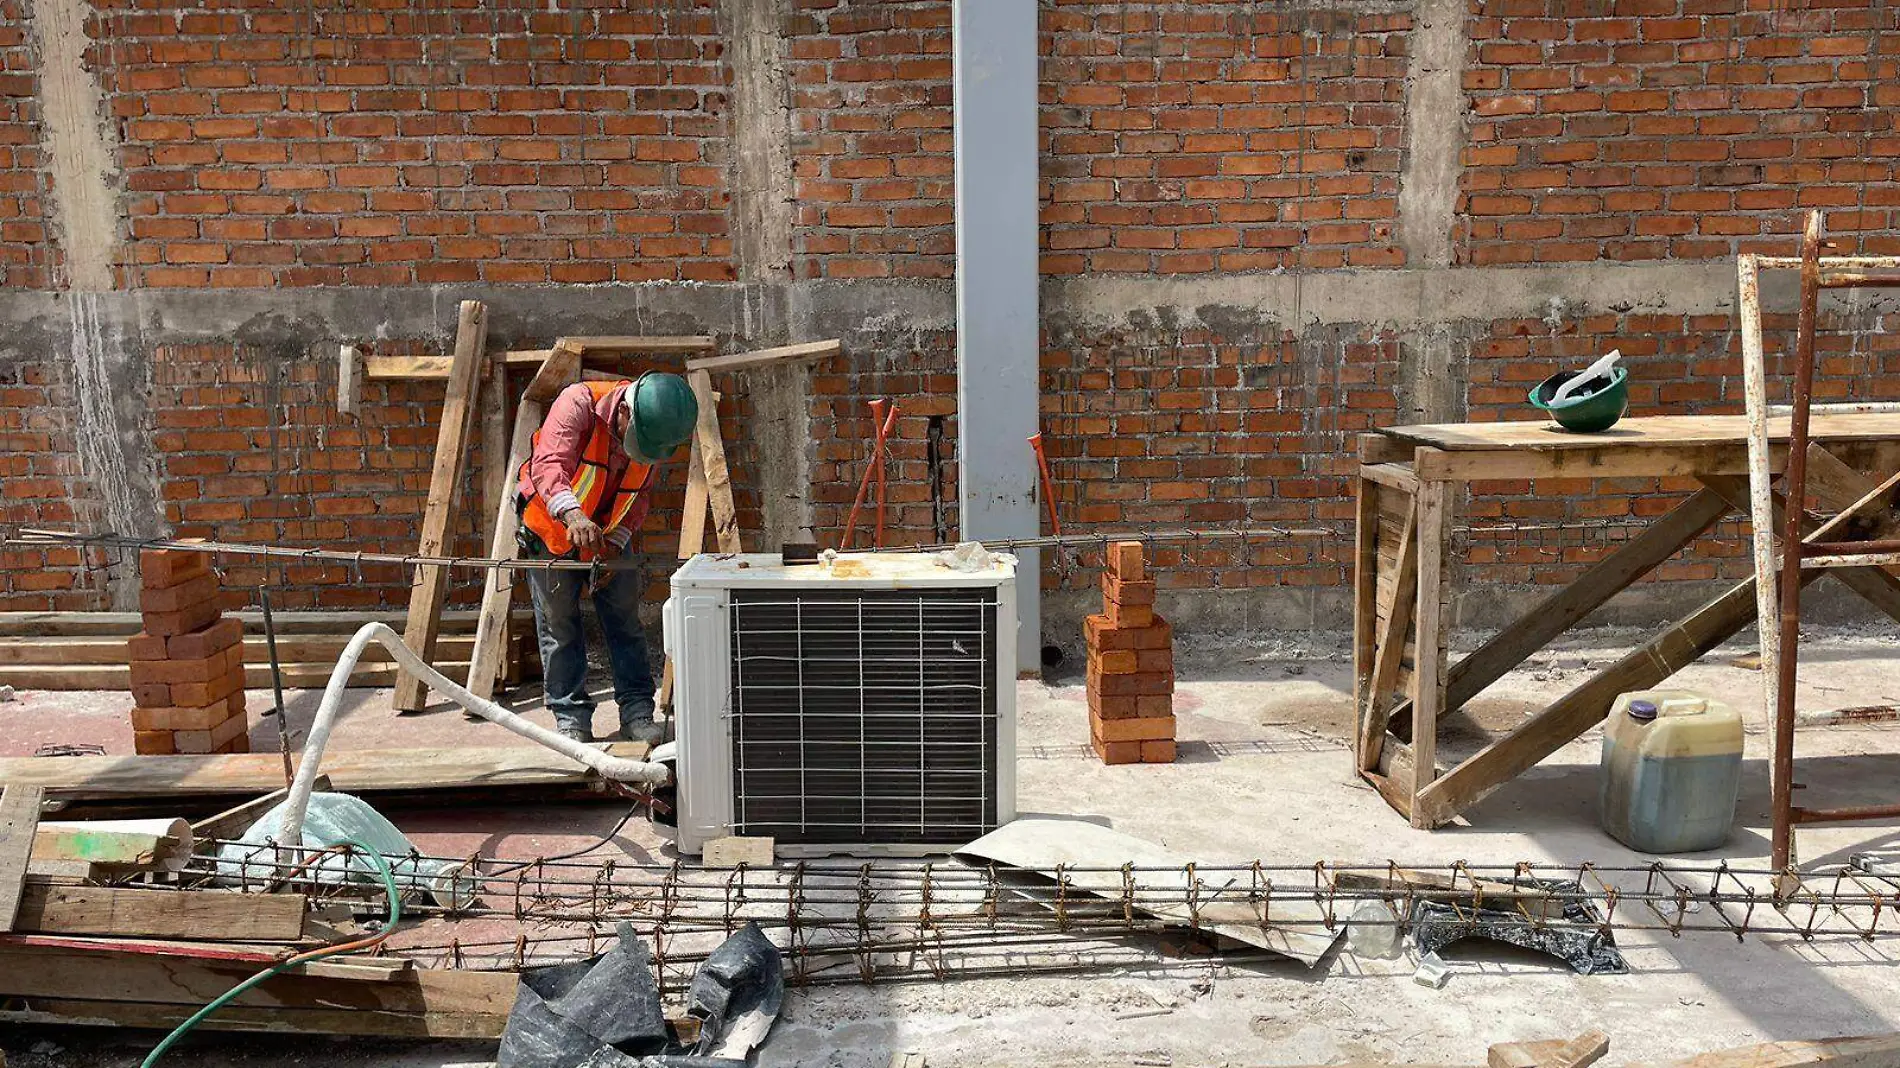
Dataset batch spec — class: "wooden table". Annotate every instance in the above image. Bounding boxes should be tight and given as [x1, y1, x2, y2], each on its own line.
[1353, 414, 1900, 829]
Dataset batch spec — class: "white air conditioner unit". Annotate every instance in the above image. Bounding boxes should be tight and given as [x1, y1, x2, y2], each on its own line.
[662, 551, 1018, 857]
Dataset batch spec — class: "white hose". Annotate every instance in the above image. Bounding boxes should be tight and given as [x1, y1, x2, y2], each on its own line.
[279, 622, 669, 845]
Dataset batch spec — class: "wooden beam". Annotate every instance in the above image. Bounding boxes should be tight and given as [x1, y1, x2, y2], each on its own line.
[561, 335, 717, 355]
[0, 609, 515, 638]
[685, 338, 841, 375]
[464, 344, 579, 702]
[687, 369, 742, 552]
[0, 743, 647, 802]
[15, 883, 308, 941]
[677, 421, 711, 561]
[0, 785, 43, 932]
[0, 944, 517, 1039]
[1409, 475, 1449, 824]
[1352, 477, 1381, 771]
[394, 300, 490, 713]
[0, 660, 473, 691]
[1360, 499, 1416, 772]
[0, 633, 489, 666]
[1653, 1033, 1900, 1068]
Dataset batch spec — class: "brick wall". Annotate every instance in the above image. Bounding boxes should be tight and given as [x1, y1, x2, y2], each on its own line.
[0, 0, 50, 288]
[1, 0, 1896, 629]
[1459, 0, 1900, 264]
[99, 0, 731, 287]
[1042, 4, 1409, 274]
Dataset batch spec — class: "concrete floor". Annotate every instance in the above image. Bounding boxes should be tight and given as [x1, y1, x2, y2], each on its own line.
[6, 625, 1900, 1067]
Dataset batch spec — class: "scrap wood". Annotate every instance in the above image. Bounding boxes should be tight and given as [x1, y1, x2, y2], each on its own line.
[0, 941, 517, 1039]
[685, 338, 842, 375]
[1644, 1033, 1900, 1068]
[394, 299, 491, 713]
[463, 339, 583, 702]
[0, 784, 43, 933]
[32, 817, 193, 872]
[0, 743, 648, 803]
[13, 882, 310, 941]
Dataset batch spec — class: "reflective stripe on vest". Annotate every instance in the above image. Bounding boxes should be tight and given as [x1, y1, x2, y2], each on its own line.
[519, 380, 655, 560]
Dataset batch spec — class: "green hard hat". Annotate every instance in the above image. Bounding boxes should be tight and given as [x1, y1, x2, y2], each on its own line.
[621, 372, 698, 463]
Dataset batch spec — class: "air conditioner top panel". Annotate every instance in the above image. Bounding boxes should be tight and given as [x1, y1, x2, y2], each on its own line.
[672, 551, 1015, 591]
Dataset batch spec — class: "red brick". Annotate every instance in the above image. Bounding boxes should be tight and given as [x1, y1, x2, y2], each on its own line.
[134, 730, 177, 755]
[1140, 740, 1177, 764]
[1107, 601, 1154, 628]
[1084, 614, 1172, 652]
[169, 662, 245, 708]
[167, 616, 244, 660]
[1091, 736, 1143, 766]
[140, 547, 209, 588]
[139, 570, 219, 615]
[129, 653, 224, 686]
[141, 598, 222, 638]
[131, 682, 173, 708]
[1090, 714, 1175, 744]
[1108, 541, 1145, 581]
[1103, 574, 1157, 608]
[1089, 649, 1138, 674]
[1086, 667, 1173, 697]
[127, 631, 170, 661]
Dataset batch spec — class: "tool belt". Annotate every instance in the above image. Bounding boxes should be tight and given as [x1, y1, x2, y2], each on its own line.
[513, 494, 568, 561]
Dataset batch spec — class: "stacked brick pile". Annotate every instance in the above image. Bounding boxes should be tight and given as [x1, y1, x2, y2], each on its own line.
[1084, 541, 1175, 766]
[128, 549, 248, 756]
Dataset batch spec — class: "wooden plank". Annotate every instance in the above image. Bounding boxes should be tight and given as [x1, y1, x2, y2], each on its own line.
[688, 370, 742, 553]
[465, 340, 580, 700]
[0, 743, 647, 801]
[1352, 476, 1381, 772]
[15, 883, 308, 941]
[525, 339, 584, 404]
[0, 946, 517, 1039]
[1545, 1032, 1611, 1068]
[685, 338, 841, 375]
[393, 300, 490, 713]
[677, 421, 711, 560]
[482, 347, 510, 552]
[0, 609, 526, 638]
[464, 400, 546, 702]
[1382, 487, 1734, 731]
[1416, 443, 1780, 482]
[1359, 462, 1419, 493]
[0, 661, 471, 691]
[1380, 413, 1900, 453]
[1409, 474, 1449, 825]
[0, 785, 43, 932]
[0, 634, 487, 666]
[1361, 498, 1417, 772]
[1358, 432, 1413, 465]
[561, 335, 717, 355]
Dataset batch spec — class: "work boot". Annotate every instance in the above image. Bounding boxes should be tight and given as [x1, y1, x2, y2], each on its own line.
[558, 726, 594, 744]
[619, 719, 667, 746]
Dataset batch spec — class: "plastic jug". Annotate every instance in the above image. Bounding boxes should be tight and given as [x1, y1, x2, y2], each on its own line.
[1598, 689, 1743, 853]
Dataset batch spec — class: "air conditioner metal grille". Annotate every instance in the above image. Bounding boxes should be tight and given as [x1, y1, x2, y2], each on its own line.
[728, 588, 999, 847]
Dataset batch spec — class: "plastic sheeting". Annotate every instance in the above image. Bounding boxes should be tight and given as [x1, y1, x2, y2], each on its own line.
[215, 791, 476, 908]
[499, 921, 783, 1068]
[1409, 879, 1628, 976]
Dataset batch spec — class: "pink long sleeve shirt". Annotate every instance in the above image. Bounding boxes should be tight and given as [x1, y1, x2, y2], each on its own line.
[518, 381, 645, 551]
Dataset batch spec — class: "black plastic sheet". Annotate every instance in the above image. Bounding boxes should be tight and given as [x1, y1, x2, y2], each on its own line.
[1409, 878, 1629, 976]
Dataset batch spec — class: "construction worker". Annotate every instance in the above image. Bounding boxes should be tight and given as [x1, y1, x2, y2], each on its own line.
[516, 372, 698, 744]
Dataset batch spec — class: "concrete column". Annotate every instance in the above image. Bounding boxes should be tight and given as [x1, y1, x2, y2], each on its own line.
[720, 0, 809, 550]
[952, 0, 1041, 672]
[1395, 0, 1468, 271]
[30, 0, 156, 609]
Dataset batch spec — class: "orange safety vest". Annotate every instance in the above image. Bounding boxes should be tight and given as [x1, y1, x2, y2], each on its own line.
[519, 380, 655, 561]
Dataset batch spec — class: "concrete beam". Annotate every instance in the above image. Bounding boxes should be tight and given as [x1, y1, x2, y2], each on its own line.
[953, 0, 1042, 672]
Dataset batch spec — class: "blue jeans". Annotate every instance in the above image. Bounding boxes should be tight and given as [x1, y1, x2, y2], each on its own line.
[526, 565, 655, 737]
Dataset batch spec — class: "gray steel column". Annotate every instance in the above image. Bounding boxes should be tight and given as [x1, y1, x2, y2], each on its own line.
[952, 0, 1041, 674]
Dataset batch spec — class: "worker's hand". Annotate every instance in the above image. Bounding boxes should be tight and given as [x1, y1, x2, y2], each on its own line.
[563, 512, 604, 555]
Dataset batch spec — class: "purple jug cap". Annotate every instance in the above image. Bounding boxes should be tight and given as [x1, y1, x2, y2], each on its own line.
[1628, 699, 1658, 722]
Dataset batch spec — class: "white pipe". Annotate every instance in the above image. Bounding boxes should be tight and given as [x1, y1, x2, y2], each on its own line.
[279, 622, 669, 845]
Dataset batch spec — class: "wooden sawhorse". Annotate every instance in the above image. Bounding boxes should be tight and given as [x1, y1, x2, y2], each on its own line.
[1353, 414, 1900, 828]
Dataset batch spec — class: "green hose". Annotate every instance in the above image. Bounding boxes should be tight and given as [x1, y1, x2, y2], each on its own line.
[141, 841, 403, 1067]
